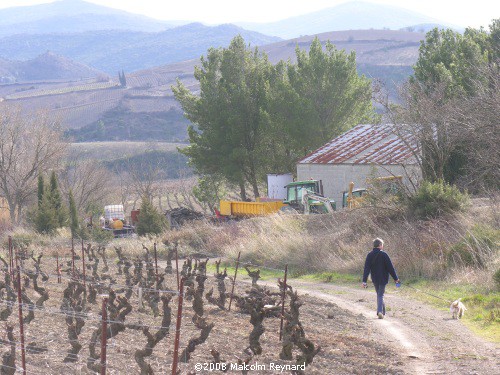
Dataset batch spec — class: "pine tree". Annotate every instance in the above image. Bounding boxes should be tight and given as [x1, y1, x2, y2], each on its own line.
[135, 196, 166, 236]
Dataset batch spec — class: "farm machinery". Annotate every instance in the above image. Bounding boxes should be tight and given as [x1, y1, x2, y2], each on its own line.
[218, 179, 336, 218]
[342, 176, 403, 209]
[100, 205, 135, 238]
[283, 180, 336, 214]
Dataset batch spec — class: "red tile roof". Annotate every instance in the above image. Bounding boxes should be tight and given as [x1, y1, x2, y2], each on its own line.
[299, 124, 418, 165]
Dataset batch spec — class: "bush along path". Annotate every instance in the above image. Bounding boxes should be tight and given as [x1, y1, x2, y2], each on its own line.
[262, 278, 499, 375]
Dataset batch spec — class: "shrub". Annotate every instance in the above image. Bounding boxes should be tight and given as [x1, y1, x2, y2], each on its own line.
[136, 197, 166, 236]
[81, 226, 114, 245]
[448, 224, 499, 268]
[494, 268, 500, 291]
[4, 231, 36, 249]
[407, 180, 469, 219]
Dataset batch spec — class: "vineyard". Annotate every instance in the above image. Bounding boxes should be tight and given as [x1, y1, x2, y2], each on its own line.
[4, 82, 119, 100]
[0, 235, 407, 374]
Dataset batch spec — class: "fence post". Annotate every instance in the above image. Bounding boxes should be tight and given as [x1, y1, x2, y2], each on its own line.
[228, 251, 241, 311]
[100, 296, 108, 375]
[71, 237, 75, 277]
[171, 278, 184, 375]
[8, 235, 14, 282]
[81, 239, 86, 288]
[16, 266, 26, 375]
[153, 242, 159, 284]
[279, 264, 288, 342]
[175, 246, 180, 292]
[56, 254, 61, 283]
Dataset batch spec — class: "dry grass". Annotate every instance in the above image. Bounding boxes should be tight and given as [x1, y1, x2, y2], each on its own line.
[5, 198, 498, 286]
[162, 198, 499, 286]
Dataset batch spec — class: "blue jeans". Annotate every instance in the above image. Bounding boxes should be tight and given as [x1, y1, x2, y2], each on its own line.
[373, 283, 386, 315]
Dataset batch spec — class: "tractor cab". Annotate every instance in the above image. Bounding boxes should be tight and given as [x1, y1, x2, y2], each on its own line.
[284, 180, 322, 206]
[284, 180, 336, 213]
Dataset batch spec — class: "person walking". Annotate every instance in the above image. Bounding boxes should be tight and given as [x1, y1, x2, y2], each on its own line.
[362, 238, 400, 319]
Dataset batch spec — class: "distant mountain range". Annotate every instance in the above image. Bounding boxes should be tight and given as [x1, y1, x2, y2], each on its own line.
[0, 0, 462, 143]
[0, 29, 424, 143]
[236, 1, 460, 38]
[0, 23, 280, 74]
[0, 0, 460, 75]
[0, 0, 178, 37]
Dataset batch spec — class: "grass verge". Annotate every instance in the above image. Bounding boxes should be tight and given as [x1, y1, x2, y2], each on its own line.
[397, 279, 500, 343]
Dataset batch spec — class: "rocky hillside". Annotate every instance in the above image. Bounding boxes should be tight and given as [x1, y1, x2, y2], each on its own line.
[0, 51, 106, 83]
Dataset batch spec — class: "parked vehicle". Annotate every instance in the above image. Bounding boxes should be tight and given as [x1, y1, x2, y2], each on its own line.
[218, 200, 286, 218]
[342, 176, 403, 209]
[217, 179, 336, 218]
[101, 205, 135, 237]
[283, 180, 336, 213]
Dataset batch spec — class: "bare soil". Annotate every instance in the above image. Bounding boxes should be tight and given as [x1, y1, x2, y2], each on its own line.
[0, 254, 497, 375]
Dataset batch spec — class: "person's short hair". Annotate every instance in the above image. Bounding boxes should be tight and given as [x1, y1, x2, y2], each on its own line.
[373, 238, 384, 248]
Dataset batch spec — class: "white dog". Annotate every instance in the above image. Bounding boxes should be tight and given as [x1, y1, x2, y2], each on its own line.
[450, 299, 467, 319]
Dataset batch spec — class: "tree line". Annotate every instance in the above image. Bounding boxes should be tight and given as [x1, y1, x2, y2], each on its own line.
[381, 20, 499, 192]
[0, 22, 498, 230]
[172, 36, 375, 200]
[174, 22, 499, 200]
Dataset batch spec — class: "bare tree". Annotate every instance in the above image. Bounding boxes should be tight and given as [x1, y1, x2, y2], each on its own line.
[59, 157, 112, 215]
[0, 105, 66, 223]
[376, 63, 499, 192]
[452, 64, 500, 191]
[376, 80, 466, 183]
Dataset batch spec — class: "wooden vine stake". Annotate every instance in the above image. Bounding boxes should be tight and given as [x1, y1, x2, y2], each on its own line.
[56, 254, 61, 283]
[153, 242, 159, 284]
[81, 239, 86, 288]
[100, 296, 108, 375]
[71, 237, 75, 277]
[175, 245, 180, 292]
[171, 278, 184, 375]
[279, 264, 288, 341]
[16, 266, 26, 375]
[8, 235, 14, 282]
[228, 251, 241, 311]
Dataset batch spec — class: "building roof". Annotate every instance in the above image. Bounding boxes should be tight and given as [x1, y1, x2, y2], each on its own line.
[298, 124, 418, 165]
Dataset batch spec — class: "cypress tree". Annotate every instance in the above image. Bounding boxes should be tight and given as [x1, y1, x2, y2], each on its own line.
[121, 70, 126, 87]
[49, 171, 67, 227]
[37, 174, 44, 208]
[34, 193, 58, 234]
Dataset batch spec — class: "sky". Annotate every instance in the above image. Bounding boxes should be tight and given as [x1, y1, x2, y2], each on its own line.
[0, 0, 498, 29]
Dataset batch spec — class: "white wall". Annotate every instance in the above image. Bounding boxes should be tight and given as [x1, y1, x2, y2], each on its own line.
[267, 173, 293, 200]
[297, 163, 421, 207]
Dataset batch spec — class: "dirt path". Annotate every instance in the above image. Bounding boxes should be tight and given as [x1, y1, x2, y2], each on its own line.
[281, 279, 499, 375]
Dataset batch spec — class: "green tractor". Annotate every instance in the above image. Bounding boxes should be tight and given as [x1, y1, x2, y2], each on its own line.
[283, 180, 336, 214]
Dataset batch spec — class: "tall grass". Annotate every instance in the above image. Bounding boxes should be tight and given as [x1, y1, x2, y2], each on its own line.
[162, 198, 499, 285]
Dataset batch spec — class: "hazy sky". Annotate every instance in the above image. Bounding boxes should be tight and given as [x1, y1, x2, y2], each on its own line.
[0, 0, 498, 28]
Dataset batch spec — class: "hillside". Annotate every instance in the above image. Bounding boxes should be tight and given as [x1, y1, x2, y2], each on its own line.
[236, 0, 453, 39]
[0, 0, 177, 37]
[0, 30, 422, 142]
[0, 51, 106, 83]
[262, 29, 423, 94]
[0, 23, 281, 74]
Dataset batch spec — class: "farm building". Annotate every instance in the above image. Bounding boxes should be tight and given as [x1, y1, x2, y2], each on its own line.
[297, 124, 421, 206]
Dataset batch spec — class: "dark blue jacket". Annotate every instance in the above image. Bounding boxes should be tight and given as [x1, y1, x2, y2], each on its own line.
[363, 248, 398, 285]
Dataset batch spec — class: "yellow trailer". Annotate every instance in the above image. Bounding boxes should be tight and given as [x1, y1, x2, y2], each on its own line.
[219, 200, 285, 217]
